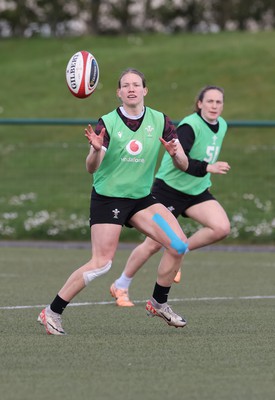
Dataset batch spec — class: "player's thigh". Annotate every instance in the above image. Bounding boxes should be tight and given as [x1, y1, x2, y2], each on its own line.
[186, 200, 230, 229]
[130, 203, 186, 246]
[91, 223, 122, 259]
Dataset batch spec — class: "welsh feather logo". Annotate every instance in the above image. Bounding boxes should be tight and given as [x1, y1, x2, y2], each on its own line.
[126, 140, 143, 155]
[145, 125, 154, 137]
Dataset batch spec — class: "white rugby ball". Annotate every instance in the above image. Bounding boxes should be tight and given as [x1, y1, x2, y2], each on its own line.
[65, 50, 99, 99]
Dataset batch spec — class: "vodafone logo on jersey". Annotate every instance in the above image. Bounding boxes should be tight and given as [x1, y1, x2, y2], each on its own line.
[126, 140, 143, 155]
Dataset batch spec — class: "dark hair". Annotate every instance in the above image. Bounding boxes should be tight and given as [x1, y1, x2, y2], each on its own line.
[194, 85, 224, 112]
[118, 68, 146, 88]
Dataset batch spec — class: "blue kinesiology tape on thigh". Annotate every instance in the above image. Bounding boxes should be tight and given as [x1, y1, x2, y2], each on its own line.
[152, 213, 188, 254]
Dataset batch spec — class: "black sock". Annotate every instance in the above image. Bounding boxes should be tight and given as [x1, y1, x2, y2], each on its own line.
[50, 294, 69, 315]
[152, 282, 171, 304]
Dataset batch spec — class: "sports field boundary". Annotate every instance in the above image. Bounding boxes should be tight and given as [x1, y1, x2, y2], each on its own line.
[1, 295, 275, 311]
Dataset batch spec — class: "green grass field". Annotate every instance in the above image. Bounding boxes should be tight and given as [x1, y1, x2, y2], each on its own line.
[0, 245, 275, 400]
[0, 32, 274, 243]
[1, 32, 275, 120]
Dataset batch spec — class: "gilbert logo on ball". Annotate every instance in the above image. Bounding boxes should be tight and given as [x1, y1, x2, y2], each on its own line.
[66, 50, 99, 98]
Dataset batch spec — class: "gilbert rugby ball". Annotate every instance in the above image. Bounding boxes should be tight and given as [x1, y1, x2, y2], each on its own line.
[65, 50, 99, 99]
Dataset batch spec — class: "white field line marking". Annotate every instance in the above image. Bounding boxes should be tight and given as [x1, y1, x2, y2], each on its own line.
[0, 295, 275, 310]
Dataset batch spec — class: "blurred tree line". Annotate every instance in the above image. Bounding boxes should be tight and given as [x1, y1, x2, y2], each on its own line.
[1, 0, 275, 37]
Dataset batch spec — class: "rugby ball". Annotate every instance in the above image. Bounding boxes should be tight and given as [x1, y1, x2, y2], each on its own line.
[65, 50, 99, 99]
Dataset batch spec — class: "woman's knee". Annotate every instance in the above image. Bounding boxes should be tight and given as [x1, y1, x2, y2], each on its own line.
[165, 236, 188, 256]
[145, 238, 163, 255]
[83, 260, 112, 286]
[214, 220, 231, 240]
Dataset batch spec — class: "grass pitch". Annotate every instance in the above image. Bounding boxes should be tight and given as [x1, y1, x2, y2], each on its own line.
[0, 245, 275, 400]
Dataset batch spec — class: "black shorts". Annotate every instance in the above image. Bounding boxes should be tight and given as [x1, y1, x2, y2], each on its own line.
[89, 188, 159, 227]
[152, 178, 216, 218]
